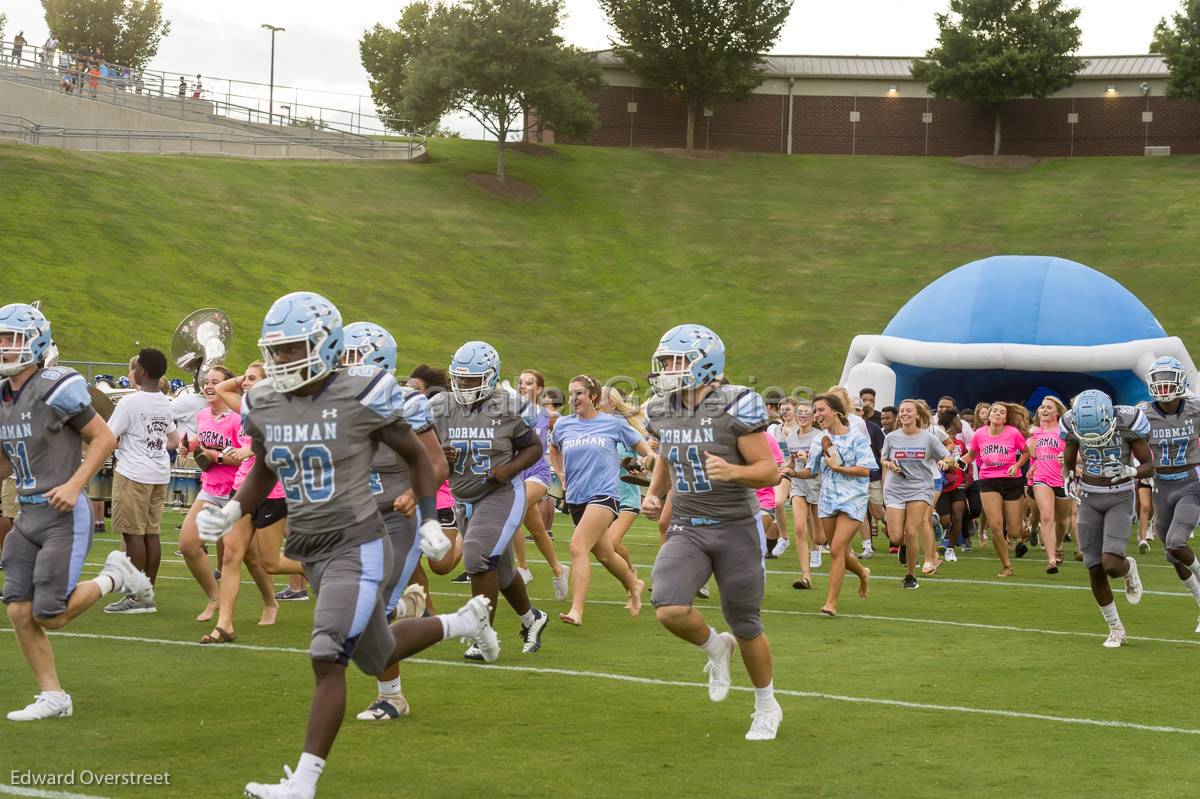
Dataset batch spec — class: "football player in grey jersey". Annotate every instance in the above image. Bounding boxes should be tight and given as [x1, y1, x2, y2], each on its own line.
[1062, 390, 1153, 647]
[1140, 356, 1200, 633]
[0, 303, 154, 722]
[340, 321, 450, 722]
[430, 340, 549, 659]
[196, 294, 494, 799]
[641, 324, 784, 741]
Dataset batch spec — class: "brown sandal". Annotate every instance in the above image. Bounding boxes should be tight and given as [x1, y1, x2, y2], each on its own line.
[997, 566, 1013, 577]
[792, 578, 812, 590]
[200, 626, 238, 644]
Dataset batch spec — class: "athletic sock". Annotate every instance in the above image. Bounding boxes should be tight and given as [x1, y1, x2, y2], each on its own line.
[699, 627, 725, 659]
[1099, 601, 1122, 630]
[438, 612, 475, 639]
[1188, 559, 1200, 580]
[377, 677, 402, 697]
[519, 609, 538, 627]
[292, 753, 324, 795]
[753, 682, 777, 711]
[862, 540, 873, 553]
[1182, 575, 1200, 606]
[89, 573, 116, 597]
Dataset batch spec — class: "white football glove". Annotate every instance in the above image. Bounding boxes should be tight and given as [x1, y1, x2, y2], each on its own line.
[418, 518, 451, 560]
[197, 499, 243, 543]
[1101, 462, 1137, 484]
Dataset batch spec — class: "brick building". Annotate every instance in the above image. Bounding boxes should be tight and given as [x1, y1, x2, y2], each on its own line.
[531, 52, 1200, 157]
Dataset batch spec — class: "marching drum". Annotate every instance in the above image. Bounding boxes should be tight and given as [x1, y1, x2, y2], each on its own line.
[88, 457, 115, 502]
[169, 468, 202, 510]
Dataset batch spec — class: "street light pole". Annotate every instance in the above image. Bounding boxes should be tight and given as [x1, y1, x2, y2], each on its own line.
[261, 24, 285, 123]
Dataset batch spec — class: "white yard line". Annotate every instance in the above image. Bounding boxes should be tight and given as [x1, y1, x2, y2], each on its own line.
[0, 785, 111, 799]
[2, 627, 1196, 737]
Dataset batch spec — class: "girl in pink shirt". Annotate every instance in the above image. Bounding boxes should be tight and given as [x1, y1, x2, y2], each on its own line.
[178, 367, 245, 623]
[960, 402, 1031, 577]
[1026, 396, 1072, 574]
[758, 432, 786, 556]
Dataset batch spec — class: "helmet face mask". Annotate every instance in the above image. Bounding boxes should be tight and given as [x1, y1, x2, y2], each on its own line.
[1147, 356, 1188, 402]
[257, 292, 343, 394]
[0, 304, 53, 378]
[341, 322, 397, 374]
[449, 341, 500, 406]
[647, 325, 725, 397]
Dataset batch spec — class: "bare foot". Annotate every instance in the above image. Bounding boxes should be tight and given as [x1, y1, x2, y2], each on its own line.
[858, 567, 871, 599]
[258, 603, 279, 626]
[820, 606, 836, 617]
[559, 610, 582, 626]
[625, 579, 645, 618]
[195, 600, 218, 623]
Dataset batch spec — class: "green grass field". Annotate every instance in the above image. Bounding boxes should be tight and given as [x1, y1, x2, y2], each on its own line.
[3, 509, 1200, 798]
[1, 139, 1198, 391]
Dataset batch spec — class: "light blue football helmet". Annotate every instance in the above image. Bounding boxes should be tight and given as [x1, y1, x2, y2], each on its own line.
[648, 324, 725, 396]
[342, 321, 397, 374]
[1147, 355, 1189, 402]
[1071, 389, 1117, 447]
[257, 292, 344, 393]
[0, 303, 53, 377]
[449, 340, 500, 405]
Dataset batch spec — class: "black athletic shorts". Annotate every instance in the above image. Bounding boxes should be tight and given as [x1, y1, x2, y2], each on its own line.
[437, 507, 456, 527]
[976, 477, 1025, 502]
[251, 497, 288, 529]
[566, 496, 620, 526]
[935, 488, 966, 516]
[1030, 482, 1067, 499]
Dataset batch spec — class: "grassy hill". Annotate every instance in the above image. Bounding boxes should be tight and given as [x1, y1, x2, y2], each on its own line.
[1, 138, 1197, 395]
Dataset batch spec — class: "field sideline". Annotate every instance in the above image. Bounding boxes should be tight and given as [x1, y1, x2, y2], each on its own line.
[3, 510, 1199, 797]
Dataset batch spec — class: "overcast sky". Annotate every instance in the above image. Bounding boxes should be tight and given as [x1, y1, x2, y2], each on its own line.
[1, 0, 1183, 133]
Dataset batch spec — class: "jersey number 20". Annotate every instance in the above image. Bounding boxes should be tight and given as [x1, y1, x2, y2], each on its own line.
[269, 444, 335, 503]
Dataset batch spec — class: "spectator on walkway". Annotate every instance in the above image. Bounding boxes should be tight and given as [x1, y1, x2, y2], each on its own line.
[43, 35, 57, 68]
[178, 76, 187, 97]
[12, 32, 26, 65]
[192, 74, 203, 99]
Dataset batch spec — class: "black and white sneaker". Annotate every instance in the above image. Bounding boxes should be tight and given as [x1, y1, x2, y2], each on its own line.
[463, 644, 485, 661]
[275, 587, 309, 601]
[450, 572, 470, 584]
[1014, 542, 1029, 559]
[901, 575, 920, 590]
[520, 608, 548, 654]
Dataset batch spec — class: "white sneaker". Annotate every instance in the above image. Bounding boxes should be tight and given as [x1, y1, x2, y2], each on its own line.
[774, 538, 790, 557]
[244, 766, 313, 799]
[7, 691, 72, 721]
[102, 550, 154, 604]
[809, 550, 822, 569]
[356, 693, 409, 720]
[703, 632, 737, 702]
[1194, 615, 1200, 635]
[552, 565, 569, 601]
[520, 608, 548, 654]
[858, 547, 873, 560]
[457, 595, 499, 662]
[103, 595, 156, 614]
[517, 567, 533, 585]
[1103, 626, 1126, 648]
[745, 702, 783, 740]
[1123, 558, 1143, 605]
[944, 548, 958, 563]
[1138, 539, 1150, 554]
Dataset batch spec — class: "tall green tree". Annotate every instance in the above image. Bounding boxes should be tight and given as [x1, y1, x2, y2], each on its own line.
[1153, 0, 1200, 102]
[0, 14, 7, 45]
[599, 0, 792, 150]
[41, 0, 170, 69]
[912, 0, 1082, 156]
[360, 2, 446, 132]
[364, 0, 601, 180]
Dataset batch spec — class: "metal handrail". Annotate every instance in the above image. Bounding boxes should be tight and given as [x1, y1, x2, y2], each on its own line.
[0, 38, 426, 145]
[0, 111, 426, 159]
